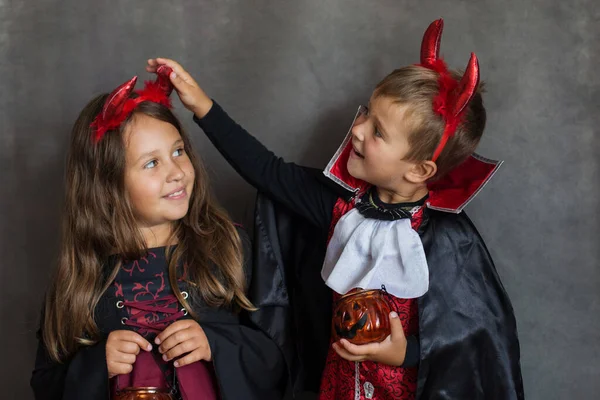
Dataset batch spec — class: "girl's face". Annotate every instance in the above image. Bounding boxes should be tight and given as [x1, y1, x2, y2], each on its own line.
[123, 114, 195, 241]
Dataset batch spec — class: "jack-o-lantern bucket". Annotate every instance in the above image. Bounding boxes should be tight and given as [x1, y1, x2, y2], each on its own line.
[332, 288, 392, 345]
[114, 387, 174, 400]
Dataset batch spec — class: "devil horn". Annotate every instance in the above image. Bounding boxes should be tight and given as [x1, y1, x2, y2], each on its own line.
[155, 65, 174, 96]
[420, 19, 444, 67]
[102, 76, 138, 121]
[450, 53, 480, 117]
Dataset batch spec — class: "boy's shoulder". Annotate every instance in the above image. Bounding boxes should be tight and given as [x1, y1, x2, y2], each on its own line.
[423, 208, 491, 265]
[425, 208, 484, 240]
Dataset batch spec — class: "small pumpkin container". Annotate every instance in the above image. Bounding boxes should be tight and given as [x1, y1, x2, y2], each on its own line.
[113, 387, 174, 400]
[332, 288, 392, 345]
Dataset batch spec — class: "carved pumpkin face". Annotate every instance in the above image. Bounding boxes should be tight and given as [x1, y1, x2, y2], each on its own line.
[332, 288, 391, 345]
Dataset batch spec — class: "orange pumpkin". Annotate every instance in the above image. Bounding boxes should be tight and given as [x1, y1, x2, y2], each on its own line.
[332, 288, 392, 345]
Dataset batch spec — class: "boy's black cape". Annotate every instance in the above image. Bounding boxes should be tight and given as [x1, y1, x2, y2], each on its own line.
[250, 191, 525, 399]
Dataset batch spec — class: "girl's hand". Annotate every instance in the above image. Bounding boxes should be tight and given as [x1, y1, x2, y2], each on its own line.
[146, 58, 213, 118]
[332, 311, 408, 366]
[155, 319, 212, 368]
[106, 330, 153, 378]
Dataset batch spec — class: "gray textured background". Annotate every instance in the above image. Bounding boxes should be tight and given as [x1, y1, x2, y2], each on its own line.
[1, 1, 599, 399]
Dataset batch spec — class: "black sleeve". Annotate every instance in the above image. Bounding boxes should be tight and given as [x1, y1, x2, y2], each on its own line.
[31, 331, 109, 400]
[202, 321, 285, 400]
[194, 101, 343, 231]
[201, 227, 286, 400]
[401, 335, 420, 368]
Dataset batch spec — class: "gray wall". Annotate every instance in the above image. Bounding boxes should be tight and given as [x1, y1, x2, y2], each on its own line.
[1, 1, 599, 399]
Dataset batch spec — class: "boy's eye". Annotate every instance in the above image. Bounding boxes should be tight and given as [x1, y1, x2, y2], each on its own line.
[374, 129, 383, 138]
[144, 160, 158, 169]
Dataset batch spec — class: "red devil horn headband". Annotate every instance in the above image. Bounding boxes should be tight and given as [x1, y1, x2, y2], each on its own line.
[419, 18, 480, 161]
[91, 65, 174, 143]
[420, 18, 443, 67]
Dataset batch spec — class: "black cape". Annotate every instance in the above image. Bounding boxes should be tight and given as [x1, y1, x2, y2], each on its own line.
[250, 192, 524, 399]
[31, 229, 286, 400]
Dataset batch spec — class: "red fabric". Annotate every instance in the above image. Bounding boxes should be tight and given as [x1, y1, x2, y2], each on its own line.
[324, 135, 500, 213]
[328, 136, 370, 195]
[113, 353, 217, 400]
[112, 253, 218, 400]
[319, 201, 425, 400]
[426, 154, 500, 213]
[92, 66, 174, 143]
[419, 18, 481, 162]
[424, 55, 480, 162]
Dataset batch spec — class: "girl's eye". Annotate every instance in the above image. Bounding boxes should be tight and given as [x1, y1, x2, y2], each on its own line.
[374, 129, 383, 138]
[173, 148, 184, 157]
[144, 160, 158, 169]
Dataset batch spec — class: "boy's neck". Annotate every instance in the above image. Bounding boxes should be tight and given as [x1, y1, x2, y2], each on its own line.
[375, 184, 429, 205]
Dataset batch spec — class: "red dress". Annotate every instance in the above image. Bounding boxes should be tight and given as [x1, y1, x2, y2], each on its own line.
[110, 248, 218, 400]
[319, 198, 425, 400]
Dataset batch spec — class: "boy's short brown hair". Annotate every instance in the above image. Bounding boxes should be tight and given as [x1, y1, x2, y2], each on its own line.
[374, 65, 486, 179]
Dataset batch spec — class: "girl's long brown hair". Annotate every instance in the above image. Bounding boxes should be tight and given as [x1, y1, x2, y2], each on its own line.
[43, 94, 253, 362]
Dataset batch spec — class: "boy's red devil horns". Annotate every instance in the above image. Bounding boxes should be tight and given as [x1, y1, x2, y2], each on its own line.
[420, 18, 444, 67]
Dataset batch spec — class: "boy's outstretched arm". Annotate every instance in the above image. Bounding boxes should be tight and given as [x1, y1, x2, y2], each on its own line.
[147, 58, 341, 231]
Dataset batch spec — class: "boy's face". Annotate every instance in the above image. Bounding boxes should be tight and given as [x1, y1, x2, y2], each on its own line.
[347, 95, 418, 189]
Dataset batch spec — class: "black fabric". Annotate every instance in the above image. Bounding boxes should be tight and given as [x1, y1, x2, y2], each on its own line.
[250, 192, 332, 393]
[252, 193, 524, 399]
[30, 228, 286, 400]
[355, 188, 429, 221]
[401, 335, 420, 368]
[415, 210, 524, 399]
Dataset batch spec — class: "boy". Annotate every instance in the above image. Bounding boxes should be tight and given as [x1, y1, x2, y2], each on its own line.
[148, 18, 523, 400]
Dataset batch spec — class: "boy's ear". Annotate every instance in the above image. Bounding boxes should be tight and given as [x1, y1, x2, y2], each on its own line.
[406, 160, 437, 184]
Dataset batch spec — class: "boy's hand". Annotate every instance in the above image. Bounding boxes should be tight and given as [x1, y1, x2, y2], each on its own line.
[332, 311, 408, 366]
[155, 319, 212, 368]
[146, 58, 213, 118]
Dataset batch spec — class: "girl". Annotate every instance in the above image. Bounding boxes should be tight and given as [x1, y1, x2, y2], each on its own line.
[30, 67, 285, 400]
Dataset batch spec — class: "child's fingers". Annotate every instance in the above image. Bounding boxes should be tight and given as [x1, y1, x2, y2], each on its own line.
[162, 339, 198, 361]
[155, 320, 191, 345]
[122, 331, 153, 352]
[108, 330, 152, 352]
[116, 340, 143, 355]
[338, 339, 377, 356]
[108, 361, 134, 376]
[147, 58, 194, 86]
[146, 58, 162, 73]
[174, 348, 209, 367]
[388, 311, 406, 342]
[111, 351, 136, 365]
[147, 59, 199, 91]
[155, 58, 196, 85]
[332, 342, 364, 362]
[168, 71, 192, 92]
